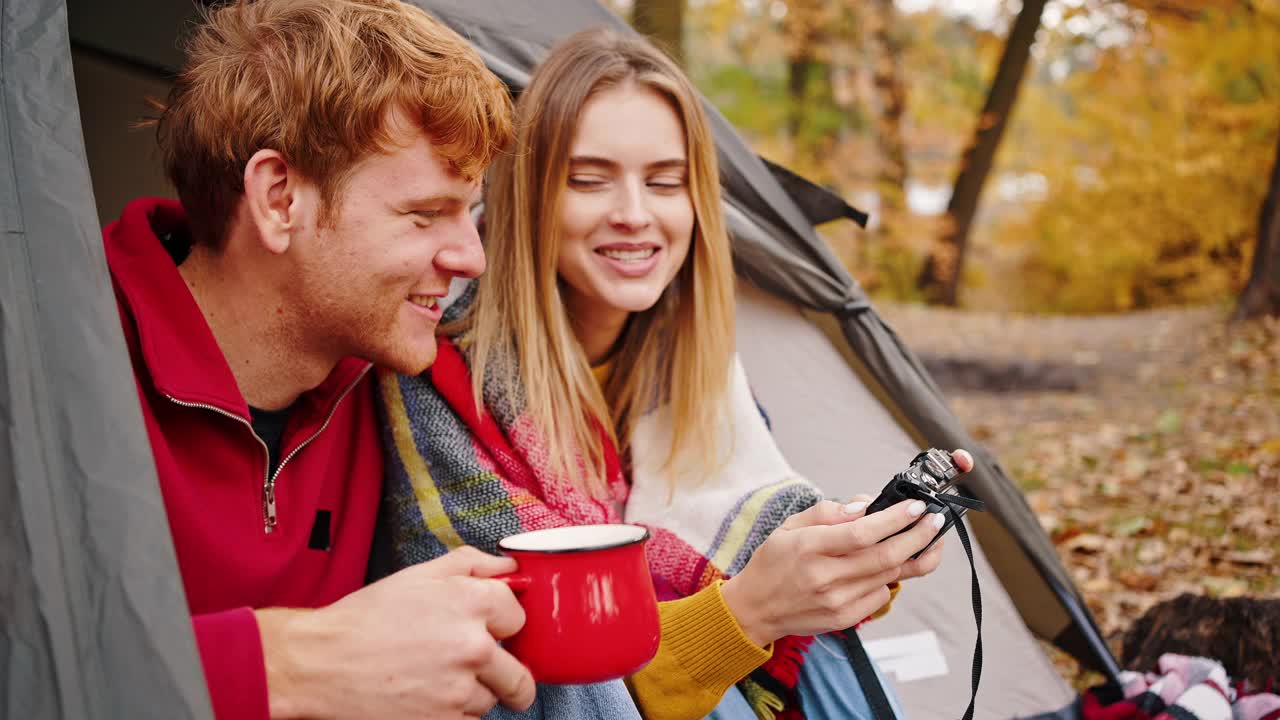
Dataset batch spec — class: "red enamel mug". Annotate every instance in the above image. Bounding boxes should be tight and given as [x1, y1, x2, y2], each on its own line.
[496, 524, 660, 685]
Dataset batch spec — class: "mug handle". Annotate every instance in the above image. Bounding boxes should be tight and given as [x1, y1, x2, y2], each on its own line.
[494, 573, 532, 593]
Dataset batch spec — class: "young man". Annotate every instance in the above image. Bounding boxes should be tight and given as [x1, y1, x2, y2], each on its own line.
[105, 1, 533, 717]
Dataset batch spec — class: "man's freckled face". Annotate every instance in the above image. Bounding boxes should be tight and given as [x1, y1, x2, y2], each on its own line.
[286, 113, 486, 374]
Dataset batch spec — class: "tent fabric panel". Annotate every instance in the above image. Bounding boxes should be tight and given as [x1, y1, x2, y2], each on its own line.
[735, 281, 919, 489]
[0, 118, 62, 720]
[759, 156, 869, 228]
[0, 1, 211, 717]
[735, 284, 1074, 718]
[65, 0, 195, 73]
[725, 200, 862, 315]
[416, 0, 619, 48]
[967, 510, 1075, 643]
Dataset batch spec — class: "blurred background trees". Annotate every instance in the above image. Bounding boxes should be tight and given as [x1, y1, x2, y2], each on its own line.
[917, 0, 1048, 306]
[619, 0, 1280, 314]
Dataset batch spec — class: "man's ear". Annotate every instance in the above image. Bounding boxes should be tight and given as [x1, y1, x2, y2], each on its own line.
[243, 149, 301, 255]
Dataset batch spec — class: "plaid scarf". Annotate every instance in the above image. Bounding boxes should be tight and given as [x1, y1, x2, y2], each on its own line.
[374, 321, 825, 719]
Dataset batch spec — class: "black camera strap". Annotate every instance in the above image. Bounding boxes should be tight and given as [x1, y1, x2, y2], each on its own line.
[840, 627, 899, 719]
[840, 492, 985, 720]
[950, 501, 983, 720]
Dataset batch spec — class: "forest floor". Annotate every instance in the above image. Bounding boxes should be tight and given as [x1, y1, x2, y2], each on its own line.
[877, 300, 1280, 687]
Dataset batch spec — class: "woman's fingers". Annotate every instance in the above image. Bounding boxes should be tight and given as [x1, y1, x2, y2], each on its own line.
[781, 496, 873, 531]
[899, 537, 945, 581]
[951, 448, 974, 473]
[875, 510, 944, 563]
[804, 499, 929, 557]
[803, 567, 900, 631]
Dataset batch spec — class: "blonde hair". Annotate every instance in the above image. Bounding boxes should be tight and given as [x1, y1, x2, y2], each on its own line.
[153, 0, 512, 245]
[454, 28, 736, 496]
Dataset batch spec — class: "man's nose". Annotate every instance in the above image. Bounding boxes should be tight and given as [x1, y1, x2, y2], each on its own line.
[608, 179, 653, 232]
[436, 214, 486, 279]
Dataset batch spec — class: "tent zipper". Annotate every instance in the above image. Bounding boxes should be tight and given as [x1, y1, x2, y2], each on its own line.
[163, 365, 369, 535]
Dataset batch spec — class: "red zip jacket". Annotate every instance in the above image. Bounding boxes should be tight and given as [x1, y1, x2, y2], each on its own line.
[106, 198, 383, 720]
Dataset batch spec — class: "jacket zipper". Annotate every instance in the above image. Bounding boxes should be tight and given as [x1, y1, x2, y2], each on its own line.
[163, 366, 370, 535]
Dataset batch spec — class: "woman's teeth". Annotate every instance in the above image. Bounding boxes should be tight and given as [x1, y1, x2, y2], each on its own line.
[599, 248, 657, 262]
[409, 295, 438, 308]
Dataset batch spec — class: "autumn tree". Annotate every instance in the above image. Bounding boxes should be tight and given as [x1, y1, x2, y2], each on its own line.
[633, 0, 686, 66]
[1001, 2, 1280, 313]
[867, 0, 908, 241]
[779, 0, 836, 148]
[1236, 130, 1280, 319]
[918, 0, 1049, 306]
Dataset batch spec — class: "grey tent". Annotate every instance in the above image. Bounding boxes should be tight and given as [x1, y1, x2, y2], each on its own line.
[2, 0, 1120, 718]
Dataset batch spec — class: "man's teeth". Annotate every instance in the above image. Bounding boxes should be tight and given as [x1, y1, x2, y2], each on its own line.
[599, 248, 657, 262]
[409, 296, 438, 308]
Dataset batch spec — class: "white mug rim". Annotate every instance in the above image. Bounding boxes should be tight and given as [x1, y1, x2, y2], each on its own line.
[497, 523, 649, 554]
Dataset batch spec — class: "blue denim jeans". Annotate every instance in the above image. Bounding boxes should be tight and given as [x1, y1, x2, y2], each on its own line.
[483, 680, 641, 720]
[708, 634, 905, 720]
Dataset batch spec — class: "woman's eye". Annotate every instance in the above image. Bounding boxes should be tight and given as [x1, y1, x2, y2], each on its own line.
[568, 175, 607, 189]
[648, 177, 686, 191]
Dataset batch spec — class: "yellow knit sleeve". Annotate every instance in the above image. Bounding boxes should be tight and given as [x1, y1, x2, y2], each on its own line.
[625, 581, 773, 720]
[866, 581, 902, 622]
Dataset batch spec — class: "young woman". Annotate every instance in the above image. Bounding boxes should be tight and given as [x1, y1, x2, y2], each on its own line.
[374, 28, 968, 720]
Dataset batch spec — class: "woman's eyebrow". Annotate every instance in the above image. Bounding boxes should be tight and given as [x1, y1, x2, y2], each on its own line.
[647, 159, 688, 171]
[568, 155, 618, 169]
[568, 156, 687, 170]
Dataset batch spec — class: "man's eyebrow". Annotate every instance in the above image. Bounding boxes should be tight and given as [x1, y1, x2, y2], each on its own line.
[399, 192, 469, 208]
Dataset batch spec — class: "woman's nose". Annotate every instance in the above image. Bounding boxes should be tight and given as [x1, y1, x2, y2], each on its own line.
[608, 180, 653, 231]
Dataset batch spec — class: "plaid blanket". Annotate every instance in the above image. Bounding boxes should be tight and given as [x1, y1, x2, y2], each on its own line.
[1079, 654, 1280, 720]
[374, 326, 827, 718]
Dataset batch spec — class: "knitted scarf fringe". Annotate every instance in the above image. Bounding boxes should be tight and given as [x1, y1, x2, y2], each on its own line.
[743, 679, 788, 720]
[764, 634, 815, 689]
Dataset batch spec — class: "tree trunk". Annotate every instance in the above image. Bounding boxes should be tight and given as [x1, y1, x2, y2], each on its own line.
[787, 51, 811, 140]
[632, 0, 686, 67]
[918, 0, 1049, 306]
[1235, 128, 1280, 319]
[867, 0, 908, 236]
[782, 0, 828, 162]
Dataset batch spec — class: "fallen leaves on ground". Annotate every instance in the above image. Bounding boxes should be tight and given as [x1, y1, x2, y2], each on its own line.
[880, 302, 1280, 688]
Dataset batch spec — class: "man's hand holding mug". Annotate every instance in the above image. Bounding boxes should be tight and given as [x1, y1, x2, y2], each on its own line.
[255, 547, 535, 719]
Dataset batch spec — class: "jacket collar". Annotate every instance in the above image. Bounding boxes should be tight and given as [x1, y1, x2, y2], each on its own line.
[105, 198, 371, 421]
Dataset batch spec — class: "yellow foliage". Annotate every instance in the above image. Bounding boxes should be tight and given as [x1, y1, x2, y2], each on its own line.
[996, 5, 1280, 313]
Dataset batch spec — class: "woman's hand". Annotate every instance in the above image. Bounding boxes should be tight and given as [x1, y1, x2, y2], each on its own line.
[720, 449, 973, 647]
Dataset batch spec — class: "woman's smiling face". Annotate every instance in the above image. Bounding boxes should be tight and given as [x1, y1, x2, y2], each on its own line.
[556, 83, 694, 347]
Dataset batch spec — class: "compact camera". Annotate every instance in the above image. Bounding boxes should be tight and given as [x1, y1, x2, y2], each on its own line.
[864, 448, 971, 559]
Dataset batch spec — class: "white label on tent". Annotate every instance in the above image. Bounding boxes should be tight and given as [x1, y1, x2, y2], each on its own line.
[863, 631, 949, 683]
